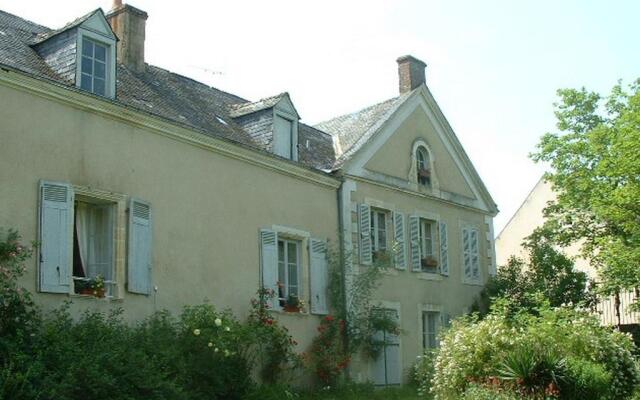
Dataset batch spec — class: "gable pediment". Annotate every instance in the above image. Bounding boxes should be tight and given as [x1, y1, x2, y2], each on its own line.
[79, 11, 117, 41]
[344, 86, 498, 215]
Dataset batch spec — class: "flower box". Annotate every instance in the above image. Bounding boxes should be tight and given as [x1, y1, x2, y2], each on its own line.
[421, 257, 438, 269]
[418, 168, 431, 179]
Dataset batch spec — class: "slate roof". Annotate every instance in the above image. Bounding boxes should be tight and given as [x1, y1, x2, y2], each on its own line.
[227, 93, 288, 118]
[315, 94, 409, 166]
[0, 8, 336, 170]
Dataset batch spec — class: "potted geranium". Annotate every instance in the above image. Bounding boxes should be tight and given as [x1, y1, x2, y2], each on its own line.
[421, 256, 438, 270]
[418, 168, 431, 179]
[284, 294, 301, 313]
[77, 275, 106, 298]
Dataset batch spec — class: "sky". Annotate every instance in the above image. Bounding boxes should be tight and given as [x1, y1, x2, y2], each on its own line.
[2, 0, 638, 233]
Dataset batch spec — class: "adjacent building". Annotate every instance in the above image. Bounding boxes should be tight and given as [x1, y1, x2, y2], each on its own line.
[496, 178, 640, 328]
[0, 2, 498, 385]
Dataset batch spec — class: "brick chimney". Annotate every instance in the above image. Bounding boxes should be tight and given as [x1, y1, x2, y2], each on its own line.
[106, 1, 148, 72]
[397, 55, 426, 94]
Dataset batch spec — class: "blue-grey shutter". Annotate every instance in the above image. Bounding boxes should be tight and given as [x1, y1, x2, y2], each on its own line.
[409, 215, 421, 271]
[393, 211, 406, 270]
[309, 238, 328, 315]
[470, 229, 479, 280]
[128, 198, 152, 294]
[39, 181, 73, 293]
[359, 204, 372, 265]
[260, 229, 279, 310]
[462, 228, 472, 280]
[439, 221, 449, 276]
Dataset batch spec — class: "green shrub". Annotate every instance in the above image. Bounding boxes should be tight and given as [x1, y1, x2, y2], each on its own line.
[420, 299, 639, 399]
[558, 358, 612, 400]
[461, 384, 520, 400]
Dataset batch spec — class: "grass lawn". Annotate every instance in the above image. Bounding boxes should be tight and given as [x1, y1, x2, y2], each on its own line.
[299, 385, 424, 400]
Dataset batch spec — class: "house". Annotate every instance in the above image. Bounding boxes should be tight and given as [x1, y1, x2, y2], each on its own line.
[0, 1, 498, 385]
[496, 178, 640, 329]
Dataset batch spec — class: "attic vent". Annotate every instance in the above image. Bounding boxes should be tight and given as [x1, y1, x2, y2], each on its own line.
[133, 202, 150, 220]
[43, 184, 68, 202]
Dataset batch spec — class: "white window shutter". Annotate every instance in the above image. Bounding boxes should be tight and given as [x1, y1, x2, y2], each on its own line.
[309, 238, 329, 315]
[439, 221, 449, 276]
[260, 229, 279, 310]
[359, 204, 372, 265]
[39, 181, 73, 293]
[128, 198, 152, 294]
[409, 215, 421, 271]
[393, 212, 406, 270]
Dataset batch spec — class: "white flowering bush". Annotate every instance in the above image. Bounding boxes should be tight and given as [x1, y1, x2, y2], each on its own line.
[419, 299, 639, 399]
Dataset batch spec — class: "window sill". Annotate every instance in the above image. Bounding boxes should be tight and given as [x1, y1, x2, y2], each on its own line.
[462, 280, 483, 287]
[70, 293, 113, 301]
[273, 309, 310, 317]
[417, 273, 444, 281]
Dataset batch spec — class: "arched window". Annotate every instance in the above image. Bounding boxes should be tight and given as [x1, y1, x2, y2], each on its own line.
[416, 146, 431, 186]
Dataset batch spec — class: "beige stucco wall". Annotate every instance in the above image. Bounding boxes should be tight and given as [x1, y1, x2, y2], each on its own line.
[347, 179, 491, 383]
[0, 82, 339, 353]
[364, 108, 475, 199]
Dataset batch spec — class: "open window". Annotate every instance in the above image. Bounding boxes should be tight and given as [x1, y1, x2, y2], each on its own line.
[416, 146, 431, 187]
[38, 181, 152, 297]
[409, 216, 449, 276]
[72, 198, 116, 297]
[277, 238, 300, 309]
[370, 209, 389, 263]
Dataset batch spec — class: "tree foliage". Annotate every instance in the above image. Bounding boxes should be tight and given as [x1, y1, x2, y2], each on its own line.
[531, 79, 640, 301]
[473, 229, 594, 315]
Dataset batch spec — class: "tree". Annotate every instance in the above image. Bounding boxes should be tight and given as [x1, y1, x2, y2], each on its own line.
[473, 229, 593, 315]
[531, 80, 640, 305]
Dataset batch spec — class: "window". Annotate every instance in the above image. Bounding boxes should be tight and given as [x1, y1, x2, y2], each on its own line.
[410, 216, 449, 275]
[277, 238, 300, 306]
[273, 115, 294, 159]
[462, 226, 480, 282]
[370, 209, 388, 261]
[422, 311, 439, 350]
[80, 38, 108, 96]
[416, 146, 431, 186]
[72, 199, 116, 296]
[420, 219, 435, 272]
[38, 181, 152, 297]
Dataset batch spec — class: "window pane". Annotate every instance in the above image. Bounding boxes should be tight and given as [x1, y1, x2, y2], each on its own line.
[81, 56, 93, 74]
[94, 60, 106, 79]
[82, 39, 93, 57]
[94, 43, 107, 62]
[287, 242, 297, 264]
[288, 262, 297, 295]
[278, 241, 285, 262]
[80, 74, 92, 91]
[93, 78, 105, 96]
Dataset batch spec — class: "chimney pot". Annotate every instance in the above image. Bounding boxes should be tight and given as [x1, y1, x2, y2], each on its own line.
[396, 55, 427, 94]
[106, 4, 148, 73]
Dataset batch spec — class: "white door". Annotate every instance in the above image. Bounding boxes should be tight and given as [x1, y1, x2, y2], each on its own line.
[372, 309, 401, 385]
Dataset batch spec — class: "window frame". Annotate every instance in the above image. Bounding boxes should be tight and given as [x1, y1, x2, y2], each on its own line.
[71, 197, 117, 297]
[416, 146, 431, 186]
[370, 208, 389, 260]
[422, 311, 440, 350]
[277, 238, 301, 304]
[75, 28, 116, 99]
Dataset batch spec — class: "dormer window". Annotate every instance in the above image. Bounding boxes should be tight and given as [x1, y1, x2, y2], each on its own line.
[80, 38, 108, 96]
[274, 115, 294, 159]
[416, 146, 431, 186]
